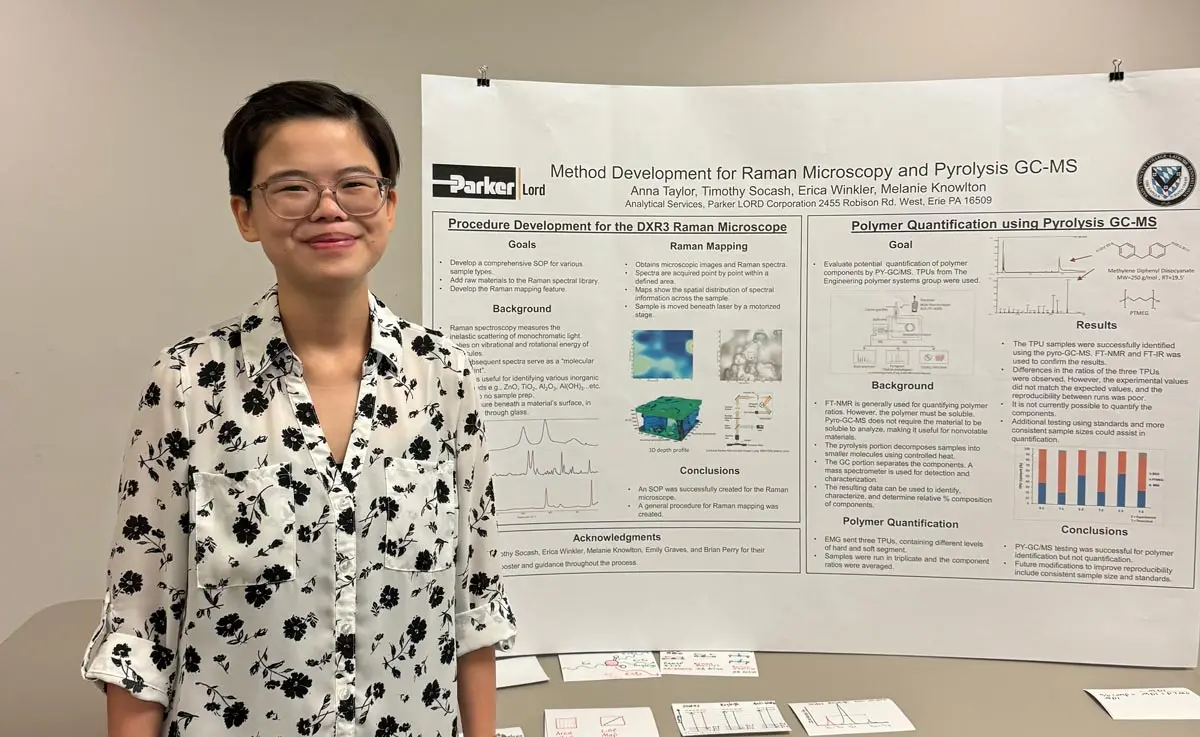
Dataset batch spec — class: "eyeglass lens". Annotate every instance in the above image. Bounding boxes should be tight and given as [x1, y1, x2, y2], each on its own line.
[264, 177, 386, 217]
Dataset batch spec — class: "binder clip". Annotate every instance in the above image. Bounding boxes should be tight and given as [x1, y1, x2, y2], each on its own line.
[477, 65, 490, 88]
[1109, 58, 1124, 82]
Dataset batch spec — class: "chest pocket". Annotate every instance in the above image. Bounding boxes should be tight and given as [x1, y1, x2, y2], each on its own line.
[382, 458, 459, 573]
[193, 462, 297, 588]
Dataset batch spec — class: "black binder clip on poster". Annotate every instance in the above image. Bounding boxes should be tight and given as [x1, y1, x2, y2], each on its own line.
[477, 65, 490, 87]
[1109, 58, 1124, 82]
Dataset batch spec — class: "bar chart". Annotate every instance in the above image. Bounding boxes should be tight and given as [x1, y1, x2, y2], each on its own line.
[1015, 445, 1163, 524]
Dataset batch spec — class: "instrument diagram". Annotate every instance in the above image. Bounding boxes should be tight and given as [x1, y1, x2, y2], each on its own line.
[723, 392, 775, 449]
[829, 291, 975, 376]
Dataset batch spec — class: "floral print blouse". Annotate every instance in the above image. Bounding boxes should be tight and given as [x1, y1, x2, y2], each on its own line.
[81, 285, 517, 736]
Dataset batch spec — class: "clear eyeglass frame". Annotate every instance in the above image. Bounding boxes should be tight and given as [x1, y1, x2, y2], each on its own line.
[252, 174, 394, 220]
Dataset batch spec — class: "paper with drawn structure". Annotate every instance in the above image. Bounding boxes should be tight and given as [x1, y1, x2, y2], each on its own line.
[558, 651, 660, 681]
[1085, 687, 1200, 720]
[672, 701, 791, 735]
[497, 729, 525, 737]
[545, 707, 660, 737]
[660, 651, 759, 677]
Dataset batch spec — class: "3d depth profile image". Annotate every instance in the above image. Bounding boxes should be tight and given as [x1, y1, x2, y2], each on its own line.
[631, 329, 694, 379]
[634, 396, 702, 441]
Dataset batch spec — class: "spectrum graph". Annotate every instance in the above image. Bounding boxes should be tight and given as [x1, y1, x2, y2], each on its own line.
[1015, 446, 1163, 524]
[489, 418, 602, 522]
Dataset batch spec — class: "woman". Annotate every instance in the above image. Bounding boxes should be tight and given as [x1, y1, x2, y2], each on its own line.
[81, 80, 517, 737]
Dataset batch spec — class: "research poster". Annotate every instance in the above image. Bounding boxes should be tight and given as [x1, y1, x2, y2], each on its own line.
[420, 70, 1200, 667]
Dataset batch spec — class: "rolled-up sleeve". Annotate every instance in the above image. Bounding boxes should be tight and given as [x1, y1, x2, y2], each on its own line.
[81, 350, 193, 706]
[452, 352, 518, 655]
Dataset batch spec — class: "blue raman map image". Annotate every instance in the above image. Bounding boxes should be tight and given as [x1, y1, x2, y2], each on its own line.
[632, 329, 694, 379]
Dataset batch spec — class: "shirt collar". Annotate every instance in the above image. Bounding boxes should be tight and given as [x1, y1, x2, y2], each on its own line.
[238, 285, 406, 380]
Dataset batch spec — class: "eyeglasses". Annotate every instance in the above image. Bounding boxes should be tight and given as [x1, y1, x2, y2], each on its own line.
[252, 175, 393, 219]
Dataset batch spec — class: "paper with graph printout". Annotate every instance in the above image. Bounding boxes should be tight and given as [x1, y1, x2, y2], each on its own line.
[558, 651, 660, 681]
[497, 655, 550, 688]
[1085, 687, 1200, 720]
[672, 701, 791, 736]
[545, 707, 660, 737]
[497, 730, 525, 737]
[789, 699, 913, 735]
[660, 651, 759, 677]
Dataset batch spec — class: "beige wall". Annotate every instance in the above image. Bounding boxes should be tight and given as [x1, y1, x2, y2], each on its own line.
[3, 0, 1200, 733]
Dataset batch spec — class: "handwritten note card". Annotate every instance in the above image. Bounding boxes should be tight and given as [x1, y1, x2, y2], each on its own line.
[558, 652, 660, 681]
[660, 651, 759, 677]
[789, 698, 914, 735]
[545, 707, 660, 737]
[1085, 687, 1200, 720]
[672, 701, 790, 735]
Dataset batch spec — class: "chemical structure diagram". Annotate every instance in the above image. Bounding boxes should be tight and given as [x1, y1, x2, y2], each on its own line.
[1095, 241, 1190, 259]
[1119, 288, 1159, 311]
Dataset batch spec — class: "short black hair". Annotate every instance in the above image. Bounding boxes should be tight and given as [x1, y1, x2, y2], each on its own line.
[222, 80, 401, 199]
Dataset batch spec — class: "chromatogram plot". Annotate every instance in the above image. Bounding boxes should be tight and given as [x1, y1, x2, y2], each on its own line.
[992, 236, 1090, 315]
[790, 698, 914, 735]
[488, 418, 602, 520]
[673, 701, 791, 736]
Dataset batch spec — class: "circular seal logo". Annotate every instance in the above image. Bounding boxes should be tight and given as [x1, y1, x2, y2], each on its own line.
[1137, 152, 1195, 207]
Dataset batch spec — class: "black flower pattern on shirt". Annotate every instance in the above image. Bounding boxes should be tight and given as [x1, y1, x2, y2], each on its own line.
[81, 285, 517, 736]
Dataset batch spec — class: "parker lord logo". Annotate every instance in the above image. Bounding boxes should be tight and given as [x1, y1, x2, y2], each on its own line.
[1136, 152, 1195, 207]
[431, 164, 522, 199]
